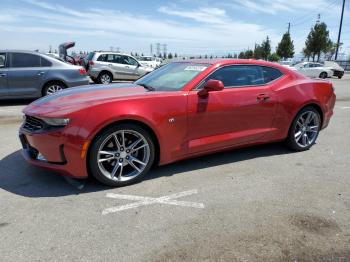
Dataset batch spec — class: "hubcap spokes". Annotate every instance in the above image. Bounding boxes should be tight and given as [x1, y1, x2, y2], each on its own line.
[47, 85, 62, 95]
[294, 111, 320, 148]
[101, 75, 111, 84]
[97, 130, 150, 182]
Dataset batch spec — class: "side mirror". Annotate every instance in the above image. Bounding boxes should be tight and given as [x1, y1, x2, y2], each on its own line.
[198, 79, 224, 97]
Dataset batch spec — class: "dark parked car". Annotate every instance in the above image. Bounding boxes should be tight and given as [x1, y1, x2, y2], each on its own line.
[0, 50, 90, 99]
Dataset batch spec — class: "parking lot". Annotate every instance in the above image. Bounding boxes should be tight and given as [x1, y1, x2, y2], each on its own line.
[0, 76, 350, 261]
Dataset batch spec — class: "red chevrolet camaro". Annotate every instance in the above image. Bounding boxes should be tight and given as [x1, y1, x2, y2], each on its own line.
[19, 59, 336, 186]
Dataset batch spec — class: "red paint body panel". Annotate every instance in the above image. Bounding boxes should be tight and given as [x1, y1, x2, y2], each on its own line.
[19, 59, 336, 179]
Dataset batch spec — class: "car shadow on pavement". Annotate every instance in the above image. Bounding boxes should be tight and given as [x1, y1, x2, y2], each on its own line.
[0, 99, 35, 106]
[0, 143, 294, 198]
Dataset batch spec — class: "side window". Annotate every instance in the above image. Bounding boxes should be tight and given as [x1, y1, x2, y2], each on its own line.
[123, 56, 139, 66]
[11, 53, 41, 68]
[40, 57, 52, 67]
[207, 65, 264, 88]
[304, 63, 311, 68]
[113, 55, 125, 64]
[97, 54, 107, 62]
[0, 53, 6, 68]
[261, 67, 283, 84]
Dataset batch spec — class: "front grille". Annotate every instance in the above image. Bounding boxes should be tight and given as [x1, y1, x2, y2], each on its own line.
[23, 115, 45, 132]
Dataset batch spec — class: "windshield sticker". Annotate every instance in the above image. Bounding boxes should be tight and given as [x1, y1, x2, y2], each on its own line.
[184, 66, 207, 72]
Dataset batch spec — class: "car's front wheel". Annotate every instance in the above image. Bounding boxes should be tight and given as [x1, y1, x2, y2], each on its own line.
[88, 123, 155, 187]
[285, 107, 321, 151]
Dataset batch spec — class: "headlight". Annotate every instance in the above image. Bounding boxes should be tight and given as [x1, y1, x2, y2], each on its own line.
[40, 117, 70, 126]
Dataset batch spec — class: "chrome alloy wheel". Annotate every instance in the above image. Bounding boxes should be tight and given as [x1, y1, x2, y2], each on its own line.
[294, 111, 320, 148]
[46, 85, 63, 95]
[97, 130, 150, 182]
[100, 74, 111, 84]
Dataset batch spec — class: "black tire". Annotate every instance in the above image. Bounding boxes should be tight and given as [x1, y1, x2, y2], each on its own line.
[98, 72, 113, 84]
[338, 76, 342, 79]
[285, 106, 321, 151]
[319, 72, 327, 79]
[91, 77, 99, 84]
[42, 81, 66, 96]
[88, 123, 155, 187]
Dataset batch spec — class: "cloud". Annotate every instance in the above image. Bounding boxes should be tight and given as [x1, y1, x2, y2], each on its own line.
[0, 0, 283, 54]
[158, 6, 229, 24]
[228, 0, 338, 15]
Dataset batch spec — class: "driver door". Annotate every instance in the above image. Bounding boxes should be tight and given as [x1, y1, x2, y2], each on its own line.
[186, 65, 279, 155]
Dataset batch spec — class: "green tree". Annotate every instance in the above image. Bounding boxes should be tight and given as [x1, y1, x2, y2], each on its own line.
[204, 54, 208, 59]
[254, 44, 263, 59]
[244, 49, 254, 59]
[174, 53, 178, 58]
[238, 52, 245, 59]
[167, 53, 173, 59]
[303, 22, 331, 61]
[268, 53, 280, 62]
[276, 32, 294, 59]
[261, 36, 271, 60]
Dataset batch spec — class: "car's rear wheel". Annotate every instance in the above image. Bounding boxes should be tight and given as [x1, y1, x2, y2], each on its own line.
[319, 72, 327, 79]
[98, 72, 112, 84]
[43, 82, 65, 96]
[88, 123, 155, 187]
[285, 107, 321, 151]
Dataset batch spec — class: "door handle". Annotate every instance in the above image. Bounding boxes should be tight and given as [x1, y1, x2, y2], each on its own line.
[257, 94, 270, 102]
[0, 73, 6, 77]
[125, 66, 130, 68]
[37, 71, 45, 76]
[108, 64, 113, 67]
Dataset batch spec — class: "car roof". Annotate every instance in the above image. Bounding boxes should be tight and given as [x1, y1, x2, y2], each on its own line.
[174, 59, 287, 69]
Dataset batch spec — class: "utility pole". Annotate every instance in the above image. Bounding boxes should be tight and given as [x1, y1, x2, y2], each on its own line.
[335, 0, 345, 61]
[287, 22, 290, 34]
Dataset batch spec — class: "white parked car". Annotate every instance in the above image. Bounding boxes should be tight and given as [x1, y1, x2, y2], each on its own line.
[278, 60, 294, 69]
[85, 52, 154, 84]
[138, 56, 162, 68]
[292, 62, 333, 79]
[324, 61, 345, 79]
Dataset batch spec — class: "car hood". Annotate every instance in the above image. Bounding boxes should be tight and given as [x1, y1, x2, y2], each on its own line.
[24, 83, 153, 116]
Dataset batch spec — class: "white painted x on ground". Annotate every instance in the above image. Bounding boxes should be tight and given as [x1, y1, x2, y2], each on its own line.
[102, 189, 205, 215]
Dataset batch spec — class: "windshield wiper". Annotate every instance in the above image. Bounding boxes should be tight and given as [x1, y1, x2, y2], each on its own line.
[138, 83, 155, 91]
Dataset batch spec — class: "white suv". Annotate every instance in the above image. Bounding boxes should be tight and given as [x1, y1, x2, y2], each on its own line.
[85, 52, 154, 84]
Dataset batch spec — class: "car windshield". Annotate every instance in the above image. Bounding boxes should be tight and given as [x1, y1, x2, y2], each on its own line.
[135, 62, 209, 91]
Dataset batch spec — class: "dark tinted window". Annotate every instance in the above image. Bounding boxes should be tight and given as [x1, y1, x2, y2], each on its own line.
[97, 54, 107, 61]
[261, 66, 283, 83]
[207, 65, 264, 88]
[11, 53, 40, 68]
[40, 57, 52, 67]
[0, 53, 6, 68]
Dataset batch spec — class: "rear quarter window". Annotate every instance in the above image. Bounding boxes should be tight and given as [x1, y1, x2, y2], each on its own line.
[40, 57, 52, 67]
[11, 53, 41, 68]
[261, 66, 283, 84]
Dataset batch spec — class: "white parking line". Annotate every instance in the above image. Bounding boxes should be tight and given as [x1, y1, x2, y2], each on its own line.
[336, 106, 350, 109]
[102, 189, 205, 215]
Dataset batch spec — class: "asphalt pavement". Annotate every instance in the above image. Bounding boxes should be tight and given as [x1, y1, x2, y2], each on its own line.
[0, 76, 350, 261]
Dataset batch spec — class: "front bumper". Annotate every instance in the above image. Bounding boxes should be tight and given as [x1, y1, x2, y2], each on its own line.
[332, 70, 344, 78]
[19, 128, 89, 179]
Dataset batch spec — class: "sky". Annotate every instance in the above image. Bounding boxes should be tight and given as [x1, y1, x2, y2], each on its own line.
[0, 0, 349, 58]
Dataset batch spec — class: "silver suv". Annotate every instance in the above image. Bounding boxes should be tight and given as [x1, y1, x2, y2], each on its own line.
[85, 52, 154, 84]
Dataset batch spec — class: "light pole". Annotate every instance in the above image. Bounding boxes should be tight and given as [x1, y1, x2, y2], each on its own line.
[335, 0, 345, 60]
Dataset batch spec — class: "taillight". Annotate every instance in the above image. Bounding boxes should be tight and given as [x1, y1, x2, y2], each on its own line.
[79, 68, 87, 75]
[89, 60, 94, 65]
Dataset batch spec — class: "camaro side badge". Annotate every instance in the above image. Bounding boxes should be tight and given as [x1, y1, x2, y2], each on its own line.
[168, 118, 175, 123]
